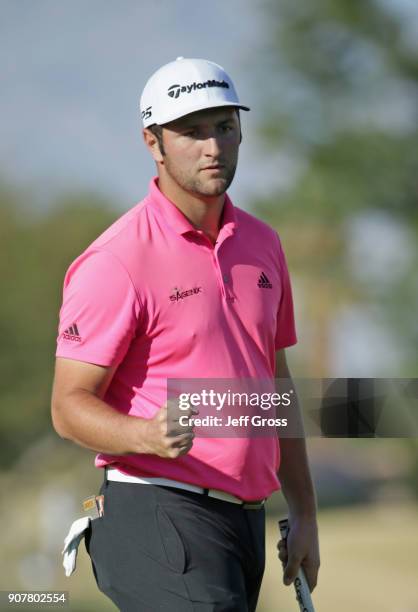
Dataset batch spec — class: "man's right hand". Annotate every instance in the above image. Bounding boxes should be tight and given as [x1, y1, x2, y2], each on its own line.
[52, 358, 198, 458]
[141, 403, 198, 458]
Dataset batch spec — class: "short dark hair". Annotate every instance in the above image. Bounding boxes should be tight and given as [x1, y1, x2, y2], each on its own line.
[148, 107, 241, 157]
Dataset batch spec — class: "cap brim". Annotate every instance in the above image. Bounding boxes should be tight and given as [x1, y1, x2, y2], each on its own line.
[144, 101, 250, 127]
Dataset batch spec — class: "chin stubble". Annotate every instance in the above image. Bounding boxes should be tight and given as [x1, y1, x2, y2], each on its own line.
[164, 155, 238, 197]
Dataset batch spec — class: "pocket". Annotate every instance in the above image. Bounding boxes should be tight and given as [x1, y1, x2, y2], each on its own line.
[156, 505, 187, 574]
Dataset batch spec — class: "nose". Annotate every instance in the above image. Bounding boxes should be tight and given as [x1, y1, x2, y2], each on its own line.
[203, 135, 222, 158]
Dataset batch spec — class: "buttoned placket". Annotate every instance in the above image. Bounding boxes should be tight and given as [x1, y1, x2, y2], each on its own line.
[147, 178, 238, 304]
[193, 229, 236, 303]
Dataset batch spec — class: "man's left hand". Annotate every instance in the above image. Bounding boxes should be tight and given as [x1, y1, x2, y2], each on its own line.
[277, 515, 320, 592]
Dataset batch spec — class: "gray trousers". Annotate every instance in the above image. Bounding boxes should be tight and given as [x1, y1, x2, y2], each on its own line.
[85, 479, 265, 611]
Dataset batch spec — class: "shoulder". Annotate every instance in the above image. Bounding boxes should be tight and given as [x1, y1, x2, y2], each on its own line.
[88, 197, 150, 253]
[65, 196, 152, 277]
[60, 196, 154, 302]
[234, 206, 281, 247]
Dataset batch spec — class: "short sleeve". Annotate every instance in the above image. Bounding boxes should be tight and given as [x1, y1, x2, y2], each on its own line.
[275, 235, 297, 350]
[56, 249, 142, 366]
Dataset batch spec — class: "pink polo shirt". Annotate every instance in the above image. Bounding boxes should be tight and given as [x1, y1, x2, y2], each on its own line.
[56, 177, 297, 500]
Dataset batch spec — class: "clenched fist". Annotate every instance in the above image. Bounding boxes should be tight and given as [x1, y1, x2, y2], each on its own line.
[140, 402, 198, 458]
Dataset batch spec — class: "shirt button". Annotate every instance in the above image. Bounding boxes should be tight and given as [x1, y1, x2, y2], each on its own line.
[223, 274, 229, 283]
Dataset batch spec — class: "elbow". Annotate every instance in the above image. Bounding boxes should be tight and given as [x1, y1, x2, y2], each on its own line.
[51, 406, 65, 439]
[50, 397, 70, 440]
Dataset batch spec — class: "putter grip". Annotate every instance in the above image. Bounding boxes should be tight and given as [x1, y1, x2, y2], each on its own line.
[278, 518, 316, 612]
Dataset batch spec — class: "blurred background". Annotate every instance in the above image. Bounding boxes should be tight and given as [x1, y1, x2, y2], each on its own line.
[1, 1, 417, 610]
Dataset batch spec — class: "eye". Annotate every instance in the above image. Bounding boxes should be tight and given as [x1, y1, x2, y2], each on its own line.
[219, 124, 233, 134]
[183, 129, 198, 137]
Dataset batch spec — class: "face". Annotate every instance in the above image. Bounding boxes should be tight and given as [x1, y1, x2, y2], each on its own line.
[148, 107, 241, 198]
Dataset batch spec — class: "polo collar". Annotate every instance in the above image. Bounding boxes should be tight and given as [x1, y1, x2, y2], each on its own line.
[147, 177, 237, 238]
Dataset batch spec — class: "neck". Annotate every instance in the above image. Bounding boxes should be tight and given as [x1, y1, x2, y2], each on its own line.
[158, 174, 225, 244]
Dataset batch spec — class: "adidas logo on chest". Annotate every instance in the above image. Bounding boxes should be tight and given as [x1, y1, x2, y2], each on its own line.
[257, 272, 272, 289]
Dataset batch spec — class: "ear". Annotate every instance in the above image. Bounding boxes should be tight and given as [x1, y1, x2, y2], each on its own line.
[142, 128, 164, 163]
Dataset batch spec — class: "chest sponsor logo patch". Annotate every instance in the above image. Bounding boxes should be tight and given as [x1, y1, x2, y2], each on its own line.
[169, 286, 202, 302]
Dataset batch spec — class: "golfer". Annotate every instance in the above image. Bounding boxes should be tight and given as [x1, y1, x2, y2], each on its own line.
[52, 57, 320, 611]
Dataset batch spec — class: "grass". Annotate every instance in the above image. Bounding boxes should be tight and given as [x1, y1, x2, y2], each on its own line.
[259, 501, 418, 612]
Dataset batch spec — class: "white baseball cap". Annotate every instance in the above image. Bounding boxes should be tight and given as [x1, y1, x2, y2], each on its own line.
[140, 57, 250, 128]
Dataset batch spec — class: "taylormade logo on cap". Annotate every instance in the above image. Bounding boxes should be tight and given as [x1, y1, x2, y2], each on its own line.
[167, 79, 230, 100]
[140, 57, 249, 128]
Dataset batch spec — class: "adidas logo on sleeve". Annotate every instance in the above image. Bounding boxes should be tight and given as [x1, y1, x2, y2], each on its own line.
[63, 323, 82, 342]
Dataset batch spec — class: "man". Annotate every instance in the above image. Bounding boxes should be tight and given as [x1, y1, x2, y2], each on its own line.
[52, 57, 319, 611]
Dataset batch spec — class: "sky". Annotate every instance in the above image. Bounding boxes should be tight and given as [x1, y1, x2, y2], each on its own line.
[0, 0, 278, 210]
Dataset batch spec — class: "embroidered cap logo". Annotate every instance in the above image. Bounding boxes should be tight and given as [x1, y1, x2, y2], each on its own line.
[167, 79, 230, 100]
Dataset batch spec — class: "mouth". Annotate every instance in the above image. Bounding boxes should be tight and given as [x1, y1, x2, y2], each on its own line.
[201, 165, 225, 171]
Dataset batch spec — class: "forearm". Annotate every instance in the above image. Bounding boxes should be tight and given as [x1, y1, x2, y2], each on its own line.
[278, 435, 317, 518]
[275, 350, 317, 518]
[51, 389, 148, 455]
[275, 350, 320, 589]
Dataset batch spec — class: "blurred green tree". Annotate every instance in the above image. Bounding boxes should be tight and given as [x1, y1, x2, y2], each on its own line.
[0, 185, 116, 468]
[251, 0, 418, 498]
[252, 0, 418, 376]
